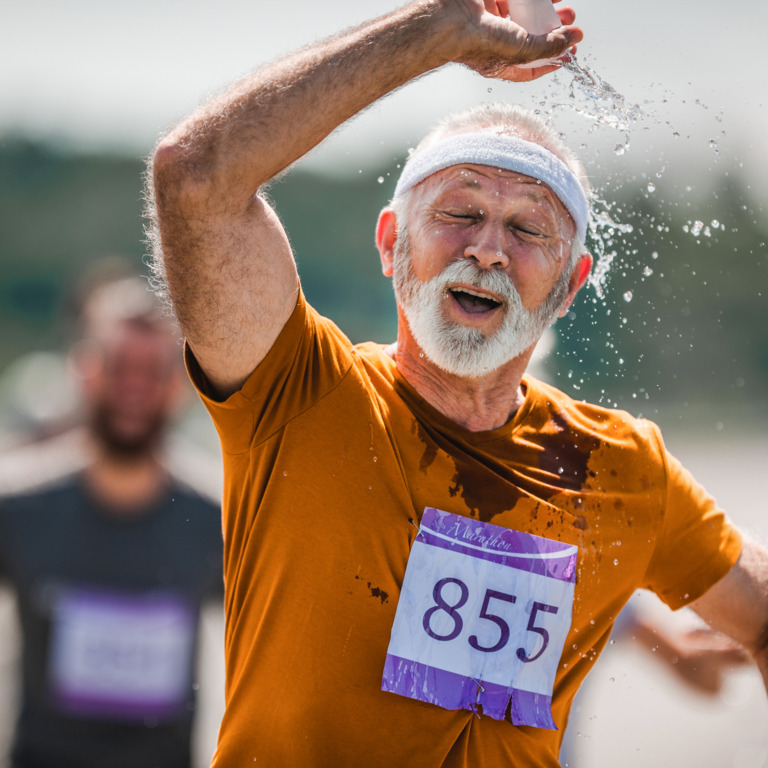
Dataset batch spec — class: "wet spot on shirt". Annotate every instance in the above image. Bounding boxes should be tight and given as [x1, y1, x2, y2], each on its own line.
[447, 457, 522, 523]
[537, 411, 601, 493]
[571, 514, 589, 530]
[412, 419, 438, 472]
[354, 575, 389, 604]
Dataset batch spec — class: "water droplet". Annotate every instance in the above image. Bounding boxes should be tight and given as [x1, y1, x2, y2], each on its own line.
[614, 144, 626, 156]
[711, 219, 720, 229]
[377, 176, 385, 184]
[623, 291, 633, 302]
[646, 182, 655, 193]
[613, 558, 619, 565]
[643, 266, 653, 277]
[690, 220, 704, 236]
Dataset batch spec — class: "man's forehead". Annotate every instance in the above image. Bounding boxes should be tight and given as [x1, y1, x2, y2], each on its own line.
[422, 164, 570, 222]
[433, 164, 558, 195]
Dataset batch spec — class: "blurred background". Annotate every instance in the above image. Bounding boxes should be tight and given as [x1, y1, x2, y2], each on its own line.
[1, 0, 767, 765]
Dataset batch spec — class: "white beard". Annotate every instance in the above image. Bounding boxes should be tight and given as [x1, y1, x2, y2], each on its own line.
[393, 229, 571, 379]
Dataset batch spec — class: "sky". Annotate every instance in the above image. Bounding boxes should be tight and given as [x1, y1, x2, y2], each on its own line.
[2, 0, 768, 200]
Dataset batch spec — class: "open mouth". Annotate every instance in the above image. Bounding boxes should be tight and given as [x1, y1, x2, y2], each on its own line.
[448, 287, 503, 315]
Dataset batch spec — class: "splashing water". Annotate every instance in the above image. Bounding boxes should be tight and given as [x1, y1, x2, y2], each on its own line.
[585, 197, 635, 297]
[560, 53, 643, 136]
[549, 54, 644, 296]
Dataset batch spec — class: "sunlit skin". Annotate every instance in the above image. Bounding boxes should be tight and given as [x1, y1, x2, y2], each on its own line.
[377, 164, 592, 431]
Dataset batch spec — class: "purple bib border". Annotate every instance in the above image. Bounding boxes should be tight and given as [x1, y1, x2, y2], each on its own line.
[382, 653, 557, 730]
[52, 690, 185, 722]
[420, 508, 577, 584]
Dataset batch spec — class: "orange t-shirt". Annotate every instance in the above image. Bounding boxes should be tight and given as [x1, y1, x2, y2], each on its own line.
[188, 292, 741, 768]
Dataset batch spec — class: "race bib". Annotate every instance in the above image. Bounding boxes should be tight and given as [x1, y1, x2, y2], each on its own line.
[48, 587, 195, 720]
[382, 508, 577, 729]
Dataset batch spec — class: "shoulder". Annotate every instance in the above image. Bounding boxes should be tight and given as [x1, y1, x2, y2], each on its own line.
[189, 290, 356, 407]
[188, 292, 370, 454]
[523, 376, 662, 451]
[352, 341, 398, 382]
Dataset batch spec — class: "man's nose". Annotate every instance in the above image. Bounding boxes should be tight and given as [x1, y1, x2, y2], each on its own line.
[463, 222, 510, 270]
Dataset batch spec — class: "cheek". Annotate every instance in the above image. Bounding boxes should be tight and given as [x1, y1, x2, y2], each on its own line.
[511, 245, 569, 306]
[409, 229, 464, 282]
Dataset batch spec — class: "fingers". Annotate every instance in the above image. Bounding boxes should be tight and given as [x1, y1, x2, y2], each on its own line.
[492, 61, 561, 83]
[556, 6, 576, 26]
[487, 26, 581, 83]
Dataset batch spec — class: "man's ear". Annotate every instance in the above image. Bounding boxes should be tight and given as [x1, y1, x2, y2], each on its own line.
[558, 252, 593, 317]
[376, 207, 398, 277]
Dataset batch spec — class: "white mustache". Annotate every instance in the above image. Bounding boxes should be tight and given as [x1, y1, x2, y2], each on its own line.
[431, 260, 519, 306]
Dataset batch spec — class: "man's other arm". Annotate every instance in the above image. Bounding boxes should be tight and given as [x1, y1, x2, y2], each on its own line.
[690, 535, 768, 693]
[149, 0, 581, 399]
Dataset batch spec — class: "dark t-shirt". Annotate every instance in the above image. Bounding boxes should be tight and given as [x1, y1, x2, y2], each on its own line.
[0, 450, 223, 768]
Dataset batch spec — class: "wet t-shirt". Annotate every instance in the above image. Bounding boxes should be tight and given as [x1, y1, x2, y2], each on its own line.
[188, 291, 741, 768]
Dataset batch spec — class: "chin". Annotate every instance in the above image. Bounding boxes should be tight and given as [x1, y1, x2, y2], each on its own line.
[414, 326, 521, 379]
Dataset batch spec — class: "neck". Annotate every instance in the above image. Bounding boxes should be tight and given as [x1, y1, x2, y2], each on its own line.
[83, 436, 168, 514]
[389, 334, 532, 432]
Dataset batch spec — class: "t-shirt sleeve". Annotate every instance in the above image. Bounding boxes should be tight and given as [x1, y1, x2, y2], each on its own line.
[185, 290, 355, 455]
[642, 424, 743, 610]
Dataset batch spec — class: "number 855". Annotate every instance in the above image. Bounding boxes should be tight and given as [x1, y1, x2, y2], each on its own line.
[422, 577, 558, 661]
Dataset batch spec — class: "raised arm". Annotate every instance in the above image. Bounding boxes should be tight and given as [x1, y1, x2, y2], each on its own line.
[148, 0, 581, 398]
[689, 535, 768, 693]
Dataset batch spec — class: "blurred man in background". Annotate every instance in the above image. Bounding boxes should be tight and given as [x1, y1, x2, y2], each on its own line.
[0, 274, 223, 768]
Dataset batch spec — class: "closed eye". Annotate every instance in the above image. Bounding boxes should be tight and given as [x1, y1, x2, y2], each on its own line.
[511, 224, 547, 238]
[445, 211, 479, 221]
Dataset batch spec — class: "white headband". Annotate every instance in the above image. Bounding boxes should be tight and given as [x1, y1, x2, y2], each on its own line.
[393, 131, 589, 242]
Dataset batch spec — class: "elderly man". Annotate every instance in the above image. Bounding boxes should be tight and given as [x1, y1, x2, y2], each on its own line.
[148, 0, 768, 765]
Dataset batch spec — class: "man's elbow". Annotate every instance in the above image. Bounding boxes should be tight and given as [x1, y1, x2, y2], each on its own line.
[151, 134, 217, 216]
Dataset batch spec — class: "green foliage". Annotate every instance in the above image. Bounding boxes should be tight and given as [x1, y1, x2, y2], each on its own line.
[0, 138, 147, 359]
